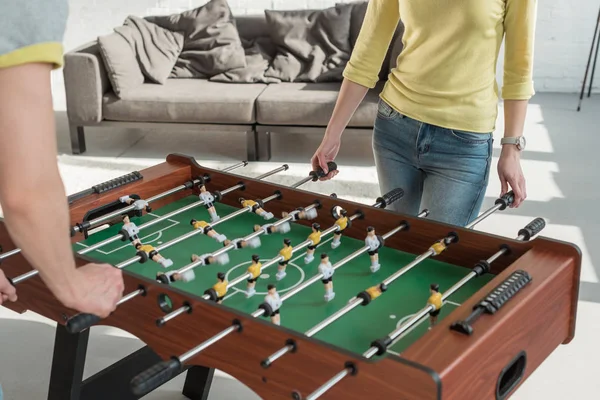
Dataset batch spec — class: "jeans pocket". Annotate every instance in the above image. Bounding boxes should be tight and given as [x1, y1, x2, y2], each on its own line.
[449, 129, 491, 145]
[377, 99, 400, 120]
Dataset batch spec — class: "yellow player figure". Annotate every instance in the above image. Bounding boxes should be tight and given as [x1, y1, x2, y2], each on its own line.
[427, 283, 443, 329]
[246, 254, 262, 298]
[212, 272, 228, 304]
[239, 197, 273, 220]
[318, 253, 335, 301]
[135, 243, 173, 268]
[276, 238, 293, 281]
[190, 219, 227, 243]
[331, 209, 349, 249]
[264, 284, 282, 325]
[304, 223, 321, 264]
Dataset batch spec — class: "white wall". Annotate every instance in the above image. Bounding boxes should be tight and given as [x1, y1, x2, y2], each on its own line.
[52, 0, 599, 108]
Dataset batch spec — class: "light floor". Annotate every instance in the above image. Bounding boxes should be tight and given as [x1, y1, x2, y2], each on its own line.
[0, 93, 599, 399]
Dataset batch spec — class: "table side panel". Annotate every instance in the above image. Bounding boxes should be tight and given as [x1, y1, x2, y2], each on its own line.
[402, 246, 579, 399]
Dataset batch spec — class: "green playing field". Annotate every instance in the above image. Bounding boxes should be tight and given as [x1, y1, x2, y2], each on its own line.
[74, 196, 495, 357]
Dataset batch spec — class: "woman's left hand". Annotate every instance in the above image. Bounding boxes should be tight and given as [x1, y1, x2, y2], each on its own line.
[497, 145, 526, 207]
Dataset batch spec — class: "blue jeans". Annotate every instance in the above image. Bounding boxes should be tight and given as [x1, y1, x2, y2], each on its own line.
[372, 99, 493, 226]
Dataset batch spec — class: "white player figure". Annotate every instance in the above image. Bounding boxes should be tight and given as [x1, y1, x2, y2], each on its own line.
[253, 222, 290, 236]
[121, 215, 141, 246]
[264, 284, 283, 325]
[191, 252, 230, 268]
[228, 236, 262, 250]
[318, 253, 335, 301]
[198, 185, 219, 222]
[365, 226, 383, 272]
[119, 195, 151, 216]
[282, 207, 318, 222]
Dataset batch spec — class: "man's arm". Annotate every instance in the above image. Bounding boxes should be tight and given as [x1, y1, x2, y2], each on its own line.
[0, 63, 80, 302]
[0, 63, 123, 317]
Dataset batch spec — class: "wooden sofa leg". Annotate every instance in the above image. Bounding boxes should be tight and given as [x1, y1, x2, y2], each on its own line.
[257, 130, 271, 161]
[69, 125, 87, 154]
[245, 130, 258, 161]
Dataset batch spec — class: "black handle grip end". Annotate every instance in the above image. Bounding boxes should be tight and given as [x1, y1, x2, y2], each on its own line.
[518, 217, 546, 241]
[376, 187, 404, 208]
[130, 358, 182, 396]
[450, 321, 474, 335]
[495, 190, 515, 210]
[311, 161, 338, 180]
[65, 313, 102, 333]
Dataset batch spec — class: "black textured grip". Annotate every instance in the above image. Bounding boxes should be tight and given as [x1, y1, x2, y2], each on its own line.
[479, 270, 532, 314]
[93, 171, 143, 194]
[450, 270, 532, 336]
[130, 358, 182, 396]
[495, 190, 515, 210]
[311, 162, 338, 180]
[65, 313, 101, 333]
[376, 188, 404, 209]
[518, 217, 546, 241]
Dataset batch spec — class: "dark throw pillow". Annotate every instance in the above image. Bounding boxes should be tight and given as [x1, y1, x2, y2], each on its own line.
[264, 5, 353, 83]
[145, 0, 246, 78]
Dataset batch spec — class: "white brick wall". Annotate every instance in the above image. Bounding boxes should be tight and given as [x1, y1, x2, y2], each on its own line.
[52, 0, 599, 108]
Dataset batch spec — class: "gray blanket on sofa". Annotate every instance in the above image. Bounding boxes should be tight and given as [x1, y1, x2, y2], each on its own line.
[108, 0, 353, 84]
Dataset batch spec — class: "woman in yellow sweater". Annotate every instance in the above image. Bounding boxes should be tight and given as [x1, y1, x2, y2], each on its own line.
[312, 0, 536, 226]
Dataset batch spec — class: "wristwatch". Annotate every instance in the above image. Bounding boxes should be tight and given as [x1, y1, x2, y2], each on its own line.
[500, 136, 526, 151]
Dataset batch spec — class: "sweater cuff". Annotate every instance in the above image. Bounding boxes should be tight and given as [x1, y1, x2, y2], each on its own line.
[342, 64, 378, 89]
[502, 81, 535, 100]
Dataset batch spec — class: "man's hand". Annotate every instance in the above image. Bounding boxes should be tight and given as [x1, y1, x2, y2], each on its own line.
[497, 145, 526, 208]
[60, 263, 125, 318]
[0, 269, 17, 305]
[311, 135, 341, 181]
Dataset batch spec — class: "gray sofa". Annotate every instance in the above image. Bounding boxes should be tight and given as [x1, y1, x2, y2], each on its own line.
[63, 10, 404, 161]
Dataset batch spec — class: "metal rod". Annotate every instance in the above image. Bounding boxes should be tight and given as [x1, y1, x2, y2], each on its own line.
[0, 248, 21, 262]
[255, 164, 288, 180]
[305, 369, 351, 400]
[222, 161, 248, 172]
[290, 176, 313, 189]
[179, 325, 239, 363]
[159, 305, 190, 325]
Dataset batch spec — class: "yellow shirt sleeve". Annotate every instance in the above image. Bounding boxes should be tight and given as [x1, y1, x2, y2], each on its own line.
[342, 0, 400, 88]
[502, 0, 537, 100]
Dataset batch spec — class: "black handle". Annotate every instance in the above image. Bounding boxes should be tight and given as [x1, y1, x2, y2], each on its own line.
[450, 270, 532, 335]
[375, 188, 404, 208]
[518, 217, 546, 241]
[130, 358, 182, 396]
[68, 171, 143, 204]
[65, 313, 101, 333]
[310, 162, 338, 181]
[494, 190, 515, 210]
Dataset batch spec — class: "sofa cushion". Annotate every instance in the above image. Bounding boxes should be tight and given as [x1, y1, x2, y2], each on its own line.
[102, 79, 266, 124]
[256, 82, 383, 127]
[235, 15, 269, 41]
[97, 32, 145, 98]
[144, 0, 245, 79]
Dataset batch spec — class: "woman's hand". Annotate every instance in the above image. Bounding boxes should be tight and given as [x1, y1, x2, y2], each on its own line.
[497, 145, 526, 207]
[311, 134, 341, 181]
[0, 269, 17, 305]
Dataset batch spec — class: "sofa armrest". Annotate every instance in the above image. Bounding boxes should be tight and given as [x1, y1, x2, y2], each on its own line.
[63, 41, 110, 124]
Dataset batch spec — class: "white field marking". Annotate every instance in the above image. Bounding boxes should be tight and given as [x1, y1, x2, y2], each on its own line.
[75, 213, 180, 255]
[224, 260, 305, 297]
[222, 237, 332, 302]
[447, 300, 461, 307]
[390, 315, 396, 319]
[387, 350, 402, 357]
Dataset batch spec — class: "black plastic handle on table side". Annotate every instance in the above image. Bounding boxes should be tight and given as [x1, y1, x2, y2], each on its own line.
[310, 162, 338, 181]
[375, 188, 405, 209]
[450, 270, 532, 335]
[130, 357, 183, 396]
[64, 312, 102, 333]
[67, 171, 143, 204]
[518, 217, 546, 241]
[494, 190, 515, 210]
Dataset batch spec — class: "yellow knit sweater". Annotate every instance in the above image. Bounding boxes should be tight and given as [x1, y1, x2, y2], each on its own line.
[343, 0, 537, 133]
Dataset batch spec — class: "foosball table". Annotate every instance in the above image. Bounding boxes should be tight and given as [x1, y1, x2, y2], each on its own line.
[0, 154, 582, 400]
